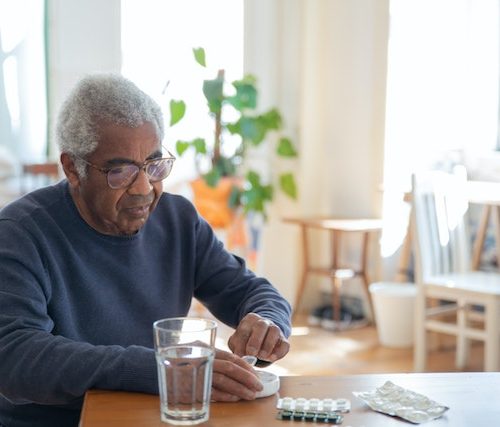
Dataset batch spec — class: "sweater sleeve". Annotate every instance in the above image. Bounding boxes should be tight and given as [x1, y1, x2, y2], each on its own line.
[0, 219, 158, 405]
[192, 215, 292, 338]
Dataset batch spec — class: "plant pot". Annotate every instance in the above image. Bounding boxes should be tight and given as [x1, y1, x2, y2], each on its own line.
[190, 177, 259, 269]
[190, 177, 235, 229]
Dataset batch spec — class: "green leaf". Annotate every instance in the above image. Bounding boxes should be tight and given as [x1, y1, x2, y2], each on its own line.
[169, 100, 186, 126]
[203, 168, 221, 187]
[238, 74, 257, 86]
[176, 140, 190, 156]
[246, 170, 260, 186]
[234, 116, 266, 145]
[214, 156, 237, 176]
[261, 108, 282, 130]
[192, 138, 207, 154]
[277, 137, 297, 157]
[239, 117, 260, 143]
[239, 170, 274, 214]
[280, 173, 297, 199]
[228, 79, 257, 110]
[231, 111, 283, 145]
[226, 121, 241, 135]
[193, 47, 206, 67]
[228, 185, 241, 208]
[203, 77, 224, 113]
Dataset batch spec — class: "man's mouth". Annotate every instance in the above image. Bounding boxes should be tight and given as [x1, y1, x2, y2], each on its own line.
[124, 204, 150, 218]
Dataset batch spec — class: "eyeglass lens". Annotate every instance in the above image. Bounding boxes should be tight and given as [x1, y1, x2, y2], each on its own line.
[107, 158, 174, 189]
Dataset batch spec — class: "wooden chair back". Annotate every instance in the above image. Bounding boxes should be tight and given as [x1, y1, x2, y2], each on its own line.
[20, 162, 60, 194]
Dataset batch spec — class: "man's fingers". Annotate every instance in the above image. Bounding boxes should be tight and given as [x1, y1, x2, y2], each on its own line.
[228, 313, 286, 360]
[210, 388, 240, 402]
[227, 333, 246, 357]
[268, 337, 290, 362]
[255, 324, 281, 360]
[245, 318, 274, 356]
[210, 350, 263, 401]
[211, 369, 258, 400]
[215, 348, 255, 372]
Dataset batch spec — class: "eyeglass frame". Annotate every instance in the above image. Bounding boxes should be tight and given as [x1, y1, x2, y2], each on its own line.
[73, 150, 176, 189]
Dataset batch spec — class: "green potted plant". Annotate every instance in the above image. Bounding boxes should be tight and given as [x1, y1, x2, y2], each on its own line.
[169, 47, 298, 228]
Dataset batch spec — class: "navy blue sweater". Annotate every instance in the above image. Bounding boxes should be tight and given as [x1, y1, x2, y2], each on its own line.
[0, 181, 291, 427]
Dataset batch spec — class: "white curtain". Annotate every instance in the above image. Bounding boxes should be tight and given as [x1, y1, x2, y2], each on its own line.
[381, 0, 500, 261]
[244, 0, 389, 306]
[0, 0, 47, 163]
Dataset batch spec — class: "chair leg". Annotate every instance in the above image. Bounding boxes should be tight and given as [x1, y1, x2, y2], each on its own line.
[414, 289, 427, 372]
[292, 225, 309, 321]
[360, 232, 375, 322]
[360, 273, 374, 323]
[292, 269, 309, 321]
[331, 276, 342, 323]
[484, 297, 500, 372]
[455, 299, 468, 369]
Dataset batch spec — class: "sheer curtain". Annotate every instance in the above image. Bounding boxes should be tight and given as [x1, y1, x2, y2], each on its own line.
[245, 0, 388, 305]
[381, 0, 500, 261]
[0, 0, 47, 204]
[0, 0, 47, 163]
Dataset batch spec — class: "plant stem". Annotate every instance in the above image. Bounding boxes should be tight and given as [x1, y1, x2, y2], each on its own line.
[213, 69, 224, 168]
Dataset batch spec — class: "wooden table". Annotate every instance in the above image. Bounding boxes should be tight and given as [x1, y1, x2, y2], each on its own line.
[467, 181, 500, 270]
[79, 372, 500, 426]
[283, 217, 383, 321]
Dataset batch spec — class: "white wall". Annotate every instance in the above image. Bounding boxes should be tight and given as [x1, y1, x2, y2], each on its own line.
[245, 0, 389, 311]
[46, 0, 121, 157]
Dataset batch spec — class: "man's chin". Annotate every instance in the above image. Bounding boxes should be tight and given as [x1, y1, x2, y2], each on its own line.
[117, 217, 148, 235]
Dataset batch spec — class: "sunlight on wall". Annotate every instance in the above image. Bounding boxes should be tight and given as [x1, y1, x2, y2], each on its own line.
[381, 0, 499, 258]
[120, 0, 243, 192]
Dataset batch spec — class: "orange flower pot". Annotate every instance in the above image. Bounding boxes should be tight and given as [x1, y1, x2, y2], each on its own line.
[190, 177, 235, 229]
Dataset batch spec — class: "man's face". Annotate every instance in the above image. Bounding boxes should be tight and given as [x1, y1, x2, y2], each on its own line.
[70, 121, 164, 235]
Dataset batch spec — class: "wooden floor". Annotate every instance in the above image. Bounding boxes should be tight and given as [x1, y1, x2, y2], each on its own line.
[191, 303, 485, 376]
[213, 314, 485, 377]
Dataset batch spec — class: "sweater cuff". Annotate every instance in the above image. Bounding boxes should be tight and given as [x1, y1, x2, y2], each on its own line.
[119, 346, 158, 394]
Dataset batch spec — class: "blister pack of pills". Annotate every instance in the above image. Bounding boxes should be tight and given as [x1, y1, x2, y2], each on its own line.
[277, 396, 351, 413]
[276, 409, 343, 424]
[275, 396, 349, 423]
[353, 380, 449, 424]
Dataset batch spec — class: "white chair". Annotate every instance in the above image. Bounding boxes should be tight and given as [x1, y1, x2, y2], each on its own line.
[412, 166, 500, 372]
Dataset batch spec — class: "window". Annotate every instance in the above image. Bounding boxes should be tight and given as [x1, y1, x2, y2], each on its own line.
[381, 0, 499, 258]
[121, 0, 244, 191]
[0, 0, 47, 162]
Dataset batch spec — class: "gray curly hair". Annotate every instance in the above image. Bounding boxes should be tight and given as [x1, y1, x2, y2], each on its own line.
[56, 73, 165, 177]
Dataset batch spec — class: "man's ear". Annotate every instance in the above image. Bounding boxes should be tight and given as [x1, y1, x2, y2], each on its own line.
[60, 153, 81, 188]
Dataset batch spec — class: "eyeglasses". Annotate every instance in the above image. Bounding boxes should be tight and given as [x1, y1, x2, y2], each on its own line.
[76, 152, 176, 189]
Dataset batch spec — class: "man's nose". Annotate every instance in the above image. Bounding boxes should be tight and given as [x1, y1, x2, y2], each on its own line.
[127, 168, 153, 195]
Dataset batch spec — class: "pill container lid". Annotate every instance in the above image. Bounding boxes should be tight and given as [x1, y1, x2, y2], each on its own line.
[255, 371, 280, 398]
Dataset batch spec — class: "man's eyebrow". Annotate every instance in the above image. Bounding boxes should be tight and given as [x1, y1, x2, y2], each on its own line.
[149, 150, 163, 159]
[104, 150, 163, 166]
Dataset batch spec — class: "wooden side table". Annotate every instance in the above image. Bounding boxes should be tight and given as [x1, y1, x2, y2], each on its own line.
[284, 217, 383, 323]
[467, 181, 500, 270]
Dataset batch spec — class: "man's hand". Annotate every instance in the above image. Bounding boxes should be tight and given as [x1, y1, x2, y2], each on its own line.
[227, 313, 290, 363]
[211, 349, 263, 401]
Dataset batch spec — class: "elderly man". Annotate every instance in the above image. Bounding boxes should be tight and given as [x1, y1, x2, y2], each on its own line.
[0, 74, 291, 427]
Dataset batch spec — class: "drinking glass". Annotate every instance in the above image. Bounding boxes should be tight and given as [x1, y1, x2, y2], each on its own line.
[153, 317, 217, 425]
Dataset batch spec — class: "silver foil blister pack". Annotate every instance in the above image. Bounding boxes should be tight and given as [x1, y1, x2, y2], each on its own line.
[353, 380, 449, 424]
